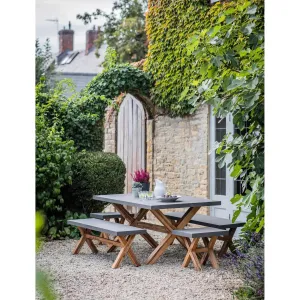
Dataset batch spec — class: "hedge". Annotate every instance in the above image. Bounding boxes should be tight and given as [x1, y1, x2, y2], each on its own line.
[63, 151, 126, 214]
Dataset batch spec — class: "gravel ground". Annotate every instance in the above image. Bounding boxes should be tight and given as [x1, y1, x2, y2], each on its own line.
[36, 231, 243, 300]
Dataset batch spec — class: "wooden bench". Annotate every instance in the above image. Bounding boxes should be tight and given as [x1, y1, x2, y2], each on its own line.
[172, 227, 229, 271]
[165, 212, 245, 257]
[67, 218, 147, 269]
[90, 212, 134, 245]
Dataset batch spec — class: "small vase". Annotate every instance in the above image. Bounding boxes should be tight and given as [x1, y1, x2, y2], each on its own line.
[132, 187, 141, 198]
[141, 182, 150, 191]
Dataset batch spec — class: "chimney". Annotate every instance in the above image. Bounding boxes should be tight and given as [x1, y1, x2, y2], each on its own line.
[58, 22, 74, 54]
[85, 26, 99, 55]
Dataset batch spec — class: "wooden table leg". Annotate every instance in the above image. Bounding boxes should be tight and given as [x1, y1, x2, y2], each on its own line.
[218, 228, 236, 257]
[107, 205, 158, 253]
[113, 204, 158, 248]
[146, 207, 201, 265]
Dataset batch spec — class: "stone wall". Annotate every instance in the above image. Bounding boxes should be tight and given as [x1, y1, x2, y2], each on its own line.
[151, 104, 209, 216]
[103, 101, 210, 217]
[104, 110, 117, 153]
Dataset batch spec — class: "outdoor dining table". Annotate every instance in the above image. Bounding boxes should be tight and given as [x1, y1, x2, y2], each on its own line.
[92, 194, 221, 265]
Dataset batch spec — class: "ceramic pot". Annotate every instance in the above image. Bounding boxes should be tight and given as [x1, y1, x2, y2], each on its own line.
[141, 182, 150, 191]
[132, 187, 141, 198]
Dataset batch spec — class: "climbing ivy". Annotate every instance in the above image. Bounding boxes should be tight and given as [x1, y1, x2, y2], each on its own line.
[84, 64, 152, 101]
[144, 0, 208, 116]
[146, 0, 264, 233]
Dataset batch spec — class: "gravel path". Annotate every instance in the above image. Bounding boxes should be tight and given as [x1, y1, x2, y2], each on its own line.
[36, 231, 243, 300]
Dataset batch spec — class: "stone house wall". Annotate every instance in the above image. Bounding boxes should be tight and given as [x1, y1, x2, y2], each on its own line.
[103, 98, 210, 217]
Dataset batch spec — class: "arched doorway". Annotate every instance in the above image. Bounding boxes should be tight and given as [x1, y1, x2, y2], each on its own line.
[117, 94, 146, 195]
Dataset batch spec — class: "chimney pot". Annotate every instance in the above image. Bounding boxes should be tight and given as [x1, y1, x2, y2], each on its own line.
[85, 27, 99, 55]
[58, 27, 74, 54]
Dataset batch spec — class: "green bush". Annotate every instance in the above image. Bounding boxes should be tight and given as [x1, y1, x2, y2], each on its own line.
[36, 114, 75, 215]
[63, 151, 126, 214]
[36, 79, 109, 151]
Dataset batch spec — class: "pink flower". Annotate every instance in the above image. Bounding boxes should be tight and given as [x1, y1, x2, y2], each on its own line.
[131, 169, 150, 183]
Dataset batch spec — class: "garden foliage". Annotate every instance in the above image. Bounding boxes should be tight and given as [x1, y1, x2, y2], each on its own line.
[145, 0, 264, 233]
[77, 0, 148, 63]
[36, 79, 108, 151]
[85, 64, 152, 102]
[230, 232, 264, 299]
[63, 151, 126, 214]
[36, 80, 126, 239]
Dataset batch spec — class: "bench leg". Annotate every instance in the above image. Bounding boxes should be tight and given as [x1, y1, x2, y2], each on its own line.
[218, 228, 236, 257]
[182, 238, 201, 271]
[74, 227, 98, 254]
[112, 235, 140, 269]
[200, 236, 218, 268]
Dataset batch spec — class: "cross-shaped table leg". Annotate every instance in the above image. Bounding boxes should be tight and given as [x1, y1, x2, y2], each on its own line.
[107, 204, 158, 253]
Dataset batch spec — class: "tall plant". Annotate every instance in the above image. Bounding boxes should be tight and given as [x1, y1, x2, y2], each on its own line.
[185, 0, 264, 233]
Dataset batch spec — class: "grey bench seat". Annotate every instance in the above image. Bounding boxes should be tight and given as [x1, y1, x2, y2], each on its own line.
[172, 227, 229, 271]
[172, 227, 229, 238]
[165, 212, 245, 229]
[166, 212, 245, 257]
[67, 218, 146, 236]
[67, 218, 146, 269]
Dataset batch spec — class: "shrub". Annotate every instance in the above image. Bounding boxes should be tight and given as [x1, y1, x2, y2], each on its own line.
[36, 79, 109, 151]
[229, 232, 264, 299]
[63, 151, 126, 214]
[36, 114, 75, 215]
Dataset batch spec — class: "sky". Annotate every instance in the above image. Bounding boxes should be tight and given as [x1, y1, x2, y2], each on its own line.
[36, 0, 114, 54]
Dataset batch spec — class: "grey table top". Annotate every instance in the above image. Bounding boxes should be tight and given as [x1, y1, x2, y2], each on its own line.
[92, 194, 221, 210]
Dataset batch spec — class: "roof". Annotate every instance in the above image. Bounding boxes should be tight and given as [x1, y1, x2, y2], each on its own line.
[55, 43, 107, 75]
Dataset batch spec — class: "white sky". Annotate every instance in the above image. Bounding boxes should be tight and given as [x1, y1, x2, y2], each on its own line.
[36, 0, 114, 53]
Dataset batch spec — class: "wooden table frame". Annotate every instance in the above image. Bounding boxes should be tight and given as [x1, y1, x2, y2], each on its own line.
[93, 194, 221, 265]
[111, 204, 202, 264]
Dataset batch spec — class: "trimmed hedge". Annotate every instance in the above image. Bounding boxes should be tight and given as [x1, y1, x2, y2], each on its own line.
[63, 151, 126, 214]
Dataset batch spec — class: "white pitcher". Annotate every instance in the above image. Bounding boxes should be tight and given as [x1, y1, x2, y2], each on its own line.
[154, 179, 166, 198]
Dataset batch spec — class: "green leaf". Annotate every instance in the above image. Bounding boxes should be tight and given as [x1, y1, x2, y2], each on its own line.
[227, 78, 246, 90]
[64, 227, 70, 235]
[230, 164, 242, 178]
[225, 16, 235, 25]
[200, 62, 208, 76]
[231, 194, 242, 204]
[246, 5, 257, 15]
[232, 208, 241, 222]
[256, 218, 264, 232]
[179, 87, 189, 101]
[243, 91, 260, 108]
[241, 23, 255, 35]
[211, 56, 223, 67]
[48, 226, 57, 236]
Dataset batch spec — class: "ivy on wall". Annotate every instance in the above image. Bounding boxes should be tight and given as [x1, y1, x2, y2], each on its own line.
[85, 64, 152, 102]
[145, 0, 264, 233]
[144, 0, 208, 116]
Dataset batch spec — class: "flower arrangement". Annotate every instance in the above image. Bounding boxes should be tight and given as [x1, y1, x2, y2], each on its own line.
[131, 169, 150, 183]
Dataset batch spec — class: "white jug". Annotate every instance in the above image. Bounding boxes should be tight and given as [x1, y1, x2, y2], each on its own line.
[154, 179, 166, 198]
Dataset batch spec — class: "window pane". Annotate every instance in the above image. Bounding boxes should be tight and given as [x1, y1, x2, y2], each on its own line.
[216, 117, 226, 129]
[215, 179, 226, 195]
[215, 117, 226, 196]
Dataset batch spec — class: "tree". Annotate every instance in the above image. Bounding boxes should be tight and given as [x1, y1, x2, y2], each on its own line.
[77, 0, 147, 63]
[35, 38, 54, 84]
